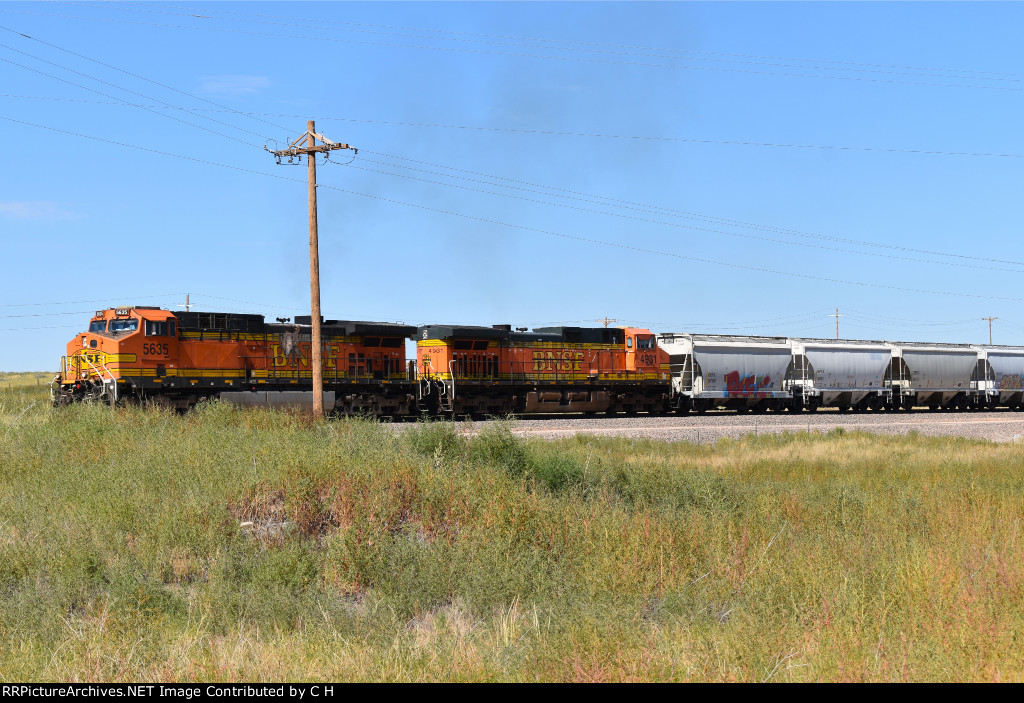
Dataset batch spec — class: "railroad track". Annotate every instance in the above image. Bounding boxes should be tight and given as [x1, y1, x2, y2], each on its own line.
[421, 411, 1024, 443]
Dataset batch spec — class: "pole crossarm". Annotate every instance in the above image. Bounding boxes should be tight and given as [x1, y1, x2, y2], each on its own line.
[265, 130, 357, 162]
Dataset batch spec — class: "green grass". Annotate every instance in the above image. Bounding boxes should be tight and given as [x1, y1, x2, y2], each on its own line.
[0, 371, 53, 389]
[2, 385, 1023, 681]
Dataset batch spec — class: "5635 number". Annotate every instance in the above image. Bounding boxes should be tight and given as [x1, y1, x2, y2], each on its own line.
[143, 343, 169, 356]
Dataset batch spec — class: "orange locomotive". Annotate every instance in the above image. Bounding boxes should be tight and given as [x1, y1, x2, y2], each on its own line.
[54, 307, 673, 415]
[416, 324, 671, 414]
[54, 306, 417, 414]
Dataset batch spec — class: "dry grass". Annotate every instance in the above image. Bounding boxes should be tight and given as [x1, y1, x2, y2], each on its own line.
[0, 371, 53, 389]
[1, 385, 1023, 681]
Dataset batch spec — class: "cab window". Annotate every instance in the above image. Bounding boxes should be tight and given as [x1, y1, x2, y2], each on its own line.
[626, 337, 633, 349]
[109, 318, 139, 334]
[145, 319, 176, 337]
[88, 320, 106, 333]
[637, 336, 655, 350]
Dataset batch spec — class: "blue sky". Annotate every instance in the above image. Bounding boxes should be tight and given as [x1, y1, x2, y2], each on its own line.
[3, 1, 1024, 371]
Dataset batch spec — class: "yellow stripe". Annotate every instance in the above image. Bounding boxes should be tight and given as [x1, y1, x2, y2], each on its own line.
[431, 372, 667, 382]
[418, 340, 622, 350]
[180, 331, 363, 343]
[68, 351, 138, 364]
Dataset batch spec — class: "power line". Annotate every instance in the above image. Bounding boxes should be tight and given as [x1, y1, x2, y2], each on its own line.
[4, 85, 1019, 269]
[0, 24, 291, 135]
[338, 158, 1024, 274]
[106, 2, 1024, 81]
[0, 323, 91, 332]
[9, 93, 1024, 163]
[8, 112, 1024, 306]
[0, 310, 95, 319]
[354, 150, 1024, 268]
[0, 49, 261, 148]
[0, 293, 185, 309]
[8, 6, 1024, 94]
[65, 2, 1024, 87]
[318, 116, 1024, 161]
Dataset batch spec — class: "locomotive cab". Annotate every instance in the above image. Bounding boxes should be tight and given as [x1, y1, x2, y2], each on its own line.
[624, 328, 669, 379]
[57, 306, 178, 404]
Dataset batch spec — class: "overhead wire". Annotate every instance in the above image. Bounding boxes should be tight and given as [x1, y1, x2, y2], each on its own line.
[0, 293, 185, 309]
[1, 29, 1019, 273]
[99, 2, 1024, 80]
[338, 157, 1024, 274]
[4, 86, 1020, 270]
[7, 5, 1024, 93]
[8, 113, 1024, 307]
[130, 1, 1024, 83]
[0, 23, 291, 135]
[356, 150, 1024, 267]
[0, 310, 99, 319]
[0, 49, 262, 148]
[44, 2, 1024, 91]
[8, 93, 1024, 162]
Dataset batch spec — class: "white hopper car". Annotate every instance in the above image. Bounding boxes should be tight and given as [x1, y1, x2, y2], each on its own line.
[657, 333, 1024, 412]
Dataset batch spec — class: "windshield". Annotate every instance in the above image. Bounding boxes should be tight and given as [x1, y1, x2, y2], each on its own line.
[637, 336, 656, 350]
[108, 318, 139, 334]
[88, 320, 106, 333]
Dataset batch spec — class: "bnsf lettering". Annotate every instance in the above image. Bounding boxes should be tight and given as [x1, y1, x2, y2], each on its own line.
[532, 350, 584, 372]
[271, 343, 339, 369]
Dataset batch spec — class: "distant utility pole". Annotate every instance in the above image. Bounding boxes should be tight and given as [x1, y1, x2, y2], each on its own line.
[267, 121, 357, 417]
[982, 316, 998, 345]
[185, 293, 190, 313]
[596, 317, 619, 328]
[829, 307, 844, 340]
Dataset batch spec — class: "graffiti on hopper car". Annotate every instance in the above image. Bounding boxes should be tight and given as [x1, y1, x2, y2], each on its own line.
[724, 371, 774, 398]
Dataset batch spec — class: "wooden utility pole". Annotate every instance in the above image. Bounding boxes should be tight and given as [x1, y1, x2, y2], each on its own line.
[595, 317, 618, 328]
[982, 316, 998, 345]
[267, 121, 356, 417]
[829, 307, 843, 340]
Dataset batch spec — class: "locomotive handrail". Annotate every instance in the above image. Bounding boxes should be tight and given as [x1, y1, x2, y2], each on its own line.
[447, 359, 457, 402]
[49, 373, 61, 403]
[82, 355, 117, 404]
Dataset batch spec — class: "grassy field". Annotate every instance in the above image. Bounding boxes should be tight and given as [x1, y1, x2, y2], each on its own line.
[0, 371, 54, 390]
[1, 382, 1023, 681]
